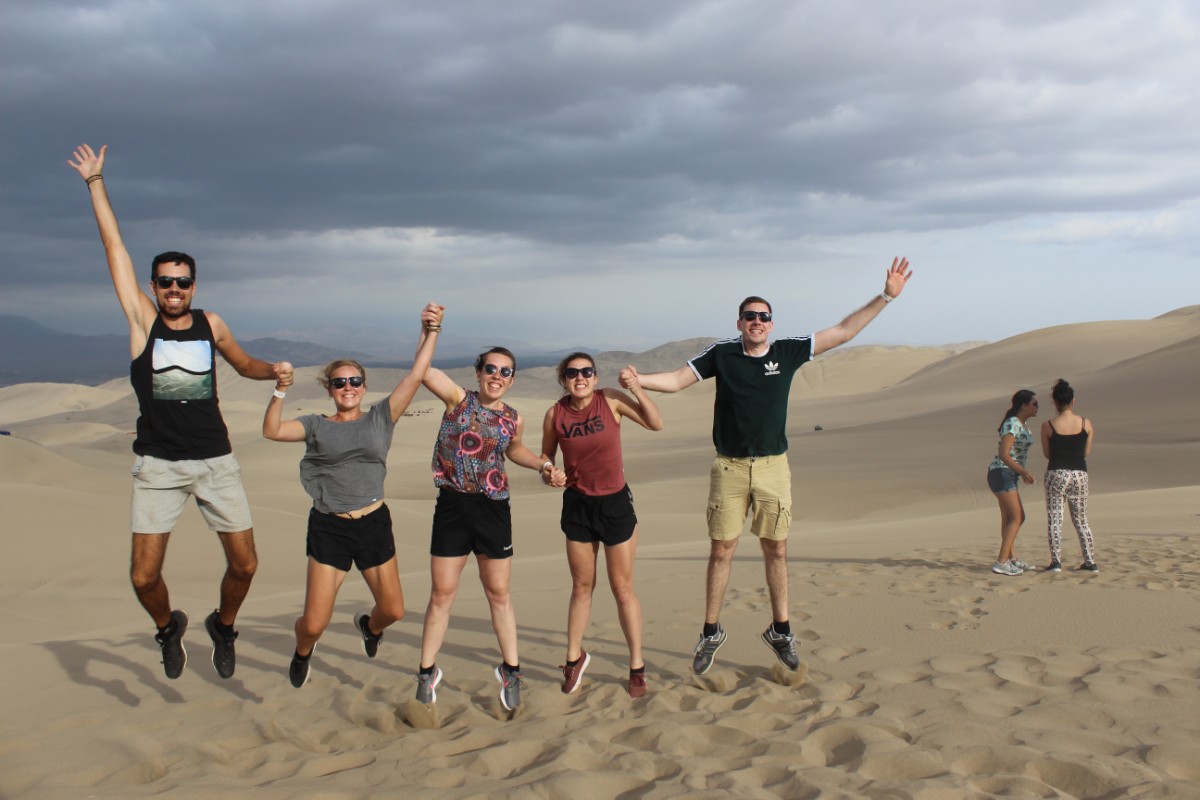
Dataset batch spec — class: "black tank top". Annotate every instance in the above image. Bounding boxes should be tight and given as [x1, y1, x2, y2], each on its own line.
[130, 310, 232, 460]
[1046, 420, 1088, 472]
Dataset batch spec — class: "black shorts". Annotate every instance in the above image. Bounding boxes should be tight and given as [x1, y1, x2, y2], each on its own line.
[306, 504, 396, 572]
[430, 487, 513, 559]
[561, 485, 637, 546]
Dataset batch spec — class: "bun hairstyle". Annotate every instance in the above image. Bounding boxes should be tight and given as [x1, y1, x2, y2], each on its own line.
[998, 388, 1036, 432]
[1051, 378, 1075, 411]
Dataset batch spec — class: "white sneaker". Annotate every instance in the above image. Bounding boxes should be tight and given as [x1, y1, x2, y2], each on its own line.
[992, 561, 1023, 576]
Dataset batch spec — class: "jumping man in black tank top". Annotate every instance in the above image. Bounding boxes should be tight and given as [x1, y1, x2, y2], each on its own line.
[68, 144, 294, 680]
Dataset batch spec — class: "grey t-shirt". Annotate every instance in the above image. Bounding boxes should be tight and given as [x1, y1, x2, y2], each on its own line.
[298, 401, 395, 514]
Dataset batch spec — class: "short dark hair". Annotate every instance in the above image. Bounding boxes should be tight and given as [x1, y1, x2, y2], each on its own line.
[152, 252, 196, 280]
[475, 346, 517, 374]
[739, 296, 772, 315]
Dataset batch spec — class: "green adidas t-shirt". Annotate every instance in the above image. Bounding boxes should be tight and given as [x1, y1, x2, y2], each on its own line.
[688, 336, 813, 457]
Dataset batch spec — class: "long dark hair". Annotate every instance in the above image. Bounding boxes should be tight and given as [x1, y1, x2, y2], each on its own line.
[1051, 378, 1075, 411]
[998, 389, 1035, 432]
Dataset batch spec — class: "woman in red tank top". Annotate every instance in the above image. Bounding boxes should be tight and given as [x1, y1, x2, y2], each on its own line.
[539, 352, 664, 698]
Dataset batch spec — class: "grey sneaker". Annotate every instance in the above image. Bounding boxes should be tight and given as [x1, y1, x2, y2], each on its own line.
[761, 626, 801, 671]
[415, 666, 443, 704]
[1010, 559, 1032, 571]
[355, 611, 382, 658]
[691, 624, 727, 675]
[289, 646, 314, 689]
[992, 561, 1022, 576]
[494, 665, 524, 711]
[155, 609, 189, 680]
[204, 610, 238, 679]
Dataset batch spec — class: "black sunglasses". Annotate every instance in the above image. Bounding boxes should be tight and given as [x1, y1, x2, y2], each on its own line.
[740, 310, 772, 323]
[329, 376, 364, 389]
[154, 275, 194, 290]
[564, 366, 596, 379]
[482, 363, 514, 378]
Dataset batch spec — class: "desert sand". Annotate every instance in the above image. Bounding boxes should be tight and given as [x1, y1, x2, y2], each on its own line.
[1, 307, 1198, 799]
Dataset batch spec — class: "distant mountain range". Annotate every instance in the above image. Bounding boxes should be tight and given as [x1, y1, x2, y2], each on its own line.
[0, 315, 603, 387]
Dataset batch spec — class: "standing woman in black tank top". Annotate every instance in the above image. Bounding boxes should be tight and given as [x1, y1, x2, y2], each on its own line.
[1040, 379, 1098, 573]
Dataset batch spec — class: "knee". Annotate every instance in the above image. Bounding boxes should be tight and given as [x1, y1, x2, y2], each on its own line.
[296, 615, 329, 641]
[610, 580, 637, 607]
[380, 600, 405, 624]
[228, 553, 258, 582]
[483, 586, 511, 607]
[130, 566, 161, 595]
[428, 586, 457, 610]
[571, 576, 596, 596]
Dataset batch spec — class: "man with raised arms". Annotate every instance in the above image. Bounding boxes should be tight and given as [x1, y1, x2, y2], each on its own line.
[68, 144, 293, 680]
[634, 259, 913, 675]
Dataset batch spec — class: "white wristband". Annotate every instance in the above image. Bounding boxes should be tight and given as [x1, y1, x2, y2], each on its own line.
[879, 292, 894, 304]
[272, 389, 287, 399]
[541, 461, 553, 473]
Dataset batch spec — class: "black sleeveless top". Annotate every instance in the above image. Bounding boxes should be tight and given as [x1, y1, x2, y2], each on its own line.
[130, 310, 232, 460]
[1046, 420, 1088, 472]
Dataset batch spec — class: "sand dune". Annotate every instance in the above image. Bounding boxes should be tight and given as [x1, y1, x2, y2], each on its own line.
[1, 309, 1198, 798]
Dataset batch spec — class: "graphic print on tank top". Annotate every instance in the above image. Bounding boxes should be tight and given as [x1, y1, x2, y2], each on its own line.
[151, 339, 215, 400]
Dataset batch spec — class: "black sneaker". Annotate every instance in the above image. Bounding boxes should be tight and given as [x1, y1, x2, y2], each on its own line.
[355, 611, 382, 658]
[1078, 562, 1099, 572]
[155, 609, 189, 680]
[289, 646, 314, 689]
[691, 624, 727, 675]
[495, 664, 524, 711]
[204, 610, 238, 679]
[761, 626, 801, 671]
[1046, 560, 1062, 572]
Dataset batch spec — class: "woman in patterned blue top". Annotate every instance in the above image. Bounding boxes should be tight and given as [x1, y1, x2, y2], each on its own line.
[986, 389, 1039, 576]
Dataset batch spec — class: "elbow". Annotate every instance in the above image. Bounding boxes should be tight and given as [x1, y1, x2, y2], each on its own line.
[649, 419, 666, 432]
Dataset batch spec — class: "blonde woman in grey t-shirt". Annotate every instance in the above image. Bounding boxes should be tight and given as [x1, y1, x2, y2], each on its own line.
[264, 303, 443, 688]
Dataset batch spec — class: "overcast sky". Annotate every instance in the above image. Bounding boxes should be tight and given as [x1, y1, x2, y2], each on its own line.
[3, 0, 1197, 357]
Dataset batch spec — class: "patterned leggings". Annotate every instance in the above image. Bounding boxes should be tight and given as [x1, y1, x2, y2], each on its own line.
[1044, 469, 1096, 563]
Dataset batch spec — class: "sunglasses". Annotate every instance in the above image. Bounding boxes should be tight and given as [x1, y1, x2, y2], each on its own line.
[153, 275, 195, 290]
[740, 310, 772, 323]
[482, 364, 514, 378]
[564, 366, 596, 380]
[329, 376, 364, 389]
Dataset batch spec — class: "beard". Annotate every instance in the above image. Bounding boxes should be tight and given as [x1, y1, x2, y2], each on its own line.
[157, 295, 192, 319]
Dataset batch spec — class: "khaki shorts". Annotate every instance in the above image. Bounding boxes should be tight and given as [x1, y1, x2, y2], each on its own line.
[130, 453, 253, 534]
[706, 454, 792, 541]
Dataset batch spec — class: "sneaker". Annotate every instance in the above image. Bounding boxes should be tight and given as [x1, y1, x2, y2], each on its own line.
[415, 666, 443, 704]
[204, 610, 238, 679]
[1046, 560, 1062, 572]
[289, 646, 314, 689]
[494, 664, 524, 711]
[991, 561, 1023, 576]
[1078, 562, 1099, 572]
[355, 611, 382, 659]
[691, 624, 727, 675]
[560, 650, 591, 694]
[761, 626, 801, 671]
[1010, 559, 1031, 571]
[628, 670, 647, 699]
[154, 609, 189, 680]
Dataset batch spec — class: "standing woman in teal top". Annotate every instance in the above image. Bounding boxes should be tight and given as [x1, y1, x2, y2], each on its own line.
[986, 389, 1039, 576]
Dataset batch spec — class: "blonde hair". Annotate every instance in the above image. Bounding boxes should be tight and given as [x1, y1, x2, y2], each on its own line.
[318, 359, 366, 390]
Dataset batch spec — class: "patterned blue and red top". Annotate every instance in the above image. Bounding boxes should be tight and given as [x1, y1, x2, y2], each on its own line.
[432, 390, 519, 500]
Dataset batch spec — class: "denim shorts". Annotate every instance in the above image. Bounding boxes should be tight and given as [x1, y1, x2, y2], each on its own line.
[987, 467, 1019, 494]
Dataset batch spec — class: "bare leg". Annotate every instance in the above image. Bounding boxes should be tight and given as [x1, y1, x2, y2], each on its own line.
[420, 555, 468, 669]
[294, 557, 349, 656]
[565, 540, 599, 662]
[216, 529, 258, 625]
[131, 533, 172, 628]
[478, 555, 518, 666]
[604, 530, 643, 669]
[995, 490, 1025, 563]
[360, 555, 406, 635]
[705, 538, 739, 624]
[760, 537, 789, 623]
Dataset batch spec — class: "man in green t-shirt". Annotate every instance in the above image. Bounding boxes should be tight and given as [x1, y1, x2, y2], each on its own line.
[637, 258, 913, 675]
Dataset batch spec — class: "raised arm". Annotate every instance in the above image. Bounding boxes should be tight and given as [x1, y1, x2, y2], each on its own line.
[635, 364, 699, 394]
[422, 367, 466, 412]
[609, 366, 665, 431]
[67, 144, 157, 354]
[812, 257, 912, 356]
[387, 303, 444, 422]
[206, 311, 292, 383]
[263, 365, 306, 442]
